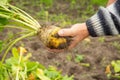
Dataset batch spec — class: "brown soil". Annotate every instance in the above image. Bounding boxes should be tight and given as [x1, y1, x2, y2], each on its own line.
[1, 31, 120, 80]
[22, 36, 120, 80]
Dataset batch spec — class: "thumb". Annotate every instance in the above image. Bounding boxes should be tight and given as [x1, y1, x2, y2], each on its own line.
[58, 28, 73, 36]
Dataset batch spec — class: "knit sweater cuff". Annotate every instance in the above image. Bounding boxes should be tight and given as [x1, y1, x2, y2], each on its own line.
[86, 13, 105, 37]
[86, 7, 119, 37]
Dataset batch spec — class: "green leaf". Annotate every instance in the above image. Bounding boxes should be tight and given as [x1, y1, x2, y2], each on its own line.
[0, 0, 8, 5]
[5, 57, 18, 66]
[36, 69, 51, 80]
[44, 69, 61, 79]
[38, 63, 45, 70]
[74, 55, 84, 63]
[0, 26, 4, 32]
[12, 47, 19, 58]
[80, 63, 90, 67]
[90, 0, 107, 6]
[111, 60, 120, 73]
[0, 16, 9, 32]
[0, 17, 9, 31]
[37, 75, 50, 80]
[26, 61, 44, 72]
[0, 17, 9, 25]
[44, 66, 62, 79]
[40, 0, 53, 6]
[0, 63, 9, 80]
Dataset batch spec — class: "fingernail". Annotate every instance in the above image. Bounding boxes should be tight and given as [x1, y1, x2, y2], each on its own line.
[58, 30, 64, 35]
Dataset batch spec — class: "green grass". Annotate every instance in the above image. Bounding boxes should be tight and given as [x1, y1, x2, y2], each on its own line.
[90, 0, 108, 6]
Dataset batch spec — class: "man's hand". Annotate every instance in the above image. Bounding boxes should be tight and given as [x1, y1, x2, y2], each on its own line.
[107, 0, 116, 6]
[47, 23, 89, 52]
[58, 23, 89, 49]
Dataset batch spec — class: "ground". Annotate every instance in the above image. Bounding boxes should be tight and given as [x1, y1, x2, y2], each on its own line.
[1, 0, 120, 80]
[20, 36, 120, 80]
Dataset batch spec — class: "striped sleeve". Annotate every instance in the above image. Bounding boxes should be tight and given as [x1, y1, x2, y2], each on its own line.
[86, 0, 120, 37]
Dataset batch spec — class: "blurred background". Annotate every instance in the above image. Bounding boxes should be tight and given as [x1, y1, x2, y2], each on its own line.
[9, 0, 107, 27]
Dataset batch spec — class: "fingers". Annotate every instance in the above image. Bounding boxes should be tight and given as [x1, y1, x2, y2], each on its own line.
[58, 28, 74, 36]
[68, 37, 79, 49]
[47, 47, 66, 53]
[47, 38, 79, 52]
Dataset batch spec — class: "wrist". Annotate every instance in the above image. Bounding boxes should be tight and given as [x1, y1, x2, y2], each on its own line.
[81, 23, 89, 38]
[107, 0, 116, 6]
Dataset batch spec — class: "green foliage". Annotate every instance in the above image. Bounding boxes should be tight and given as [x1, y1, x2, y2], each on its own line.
[0, 47, 74, 80]
[37, 10, 49, 21]
[70, 0, 76, 9]
[74, 54, 84, 63]
[0, 17, 9, 26]
[44, 66, 74, 80]
[0, 1, 41, 63]
[80, 63, 90, 67]
[98, 37, 105, 43]
[106, 60, 120, 79]
[0, 0, 8, 5]
[111, 41, 120, 50]
[49, 13, 72, 27]
[90, 0, 108, 6]
[74, 54, 90, 67]
[12, 47, 19, 58]
[0, 40, 3, 53]
[40, 0, 54, 8]
[44, 66, 61, 79]
[0, 26, 4, 32]
[62, 75, 74, 80]
[111, 60, 120, 73]
[37, 10, 72, 27]
[0, 17, 9, 31]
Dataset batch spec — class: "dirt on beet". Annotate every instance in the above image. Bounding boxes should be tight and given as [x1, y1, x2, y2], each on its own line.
[1, 0, 120, 80]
